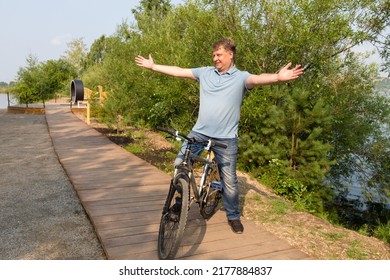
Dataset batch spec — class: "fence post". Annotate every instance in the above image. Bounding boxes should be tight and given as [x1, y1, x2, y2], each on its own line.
[87, 100, 90, 125]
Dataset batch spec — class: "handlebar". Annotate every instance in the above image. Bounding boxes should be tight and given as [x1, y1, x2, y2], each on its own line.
[303, 63, 311, 71]
[156, 126, 178, 136]
[156, 126, 189, 141]
[156, 126, 227, 149]
[207, 139, 228, 149]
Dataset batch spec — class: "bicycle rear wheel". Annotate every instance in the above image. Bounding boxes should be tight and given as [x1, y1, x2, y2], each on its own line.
[200, 186, 222, 220]
[157, 177, 189, 260]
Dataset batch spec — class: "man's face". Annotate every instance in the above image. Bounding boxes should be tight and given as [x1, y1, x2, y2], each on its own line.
[213, 47, 234, 73]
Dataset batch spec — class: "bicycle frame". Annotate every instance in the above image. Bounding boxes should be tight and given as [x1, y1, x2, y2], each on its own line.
[174, 140, 221, 203]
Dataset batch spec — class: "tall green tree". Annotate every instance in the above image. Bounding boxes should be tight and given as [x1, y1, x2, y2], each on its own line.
[83, 35, 107, 69]
[63, 37, 87, 76]
[14, 54, 41, 105]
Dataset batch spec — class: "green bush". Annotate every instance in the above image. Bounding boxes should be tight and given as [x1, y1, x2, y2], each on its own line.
[373, 221, 390, 244]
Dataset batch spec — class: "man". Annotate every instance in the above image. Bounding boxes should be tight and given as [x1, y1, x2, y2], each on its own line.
[135, 38, 304, 234]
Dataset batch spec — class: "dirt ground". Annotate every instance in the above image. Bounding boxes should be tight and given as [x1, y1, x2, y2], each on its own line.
[0, 109, 106, 260]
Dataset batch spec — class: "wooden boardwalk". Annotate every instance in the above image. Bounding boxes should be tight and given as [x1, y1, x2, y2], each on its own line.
[45, 106, 311, 260]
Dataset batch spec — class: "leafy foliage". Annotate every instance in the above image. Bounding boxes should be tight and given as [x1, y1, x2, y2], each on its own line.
[13, 55, 76, 105]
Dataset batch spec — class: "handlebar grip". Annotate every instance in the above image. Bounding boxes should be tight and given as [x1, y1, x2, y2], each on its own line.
[210, 139, 227, 149]
[303, 63, 311, 71]
[215, 142, 227, 149]
[156, 126, 177, 136]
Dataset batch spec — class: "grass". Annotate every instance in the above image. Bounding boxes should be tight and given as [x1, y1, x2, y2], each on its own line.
[346, 240, 367, 260]
[321, 232, 348, 241]
[269, 199, 290, 215]
[124, 145, 145, 154]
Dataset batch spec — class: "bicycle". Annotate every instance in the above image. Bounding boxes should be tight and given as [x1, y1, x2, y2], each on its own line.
[156, 127, 227, 260]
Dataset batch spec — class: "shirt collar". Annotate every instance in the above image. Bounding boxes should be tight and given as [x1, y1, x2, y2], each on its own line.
[214, 65, 237, 75]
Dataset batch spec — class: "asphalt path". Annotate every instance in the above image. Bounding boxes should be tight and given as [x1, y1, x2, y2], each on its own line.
[0, 109, 106, 259]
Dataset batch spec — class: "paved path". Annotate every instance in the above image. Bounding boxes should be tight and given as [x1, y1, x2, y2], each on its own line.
[45, 106, 311, 260]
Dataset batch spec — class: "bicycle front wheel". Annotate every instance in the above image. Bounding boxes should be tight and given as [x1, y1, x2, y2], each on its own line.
[157, 177, 189, 260]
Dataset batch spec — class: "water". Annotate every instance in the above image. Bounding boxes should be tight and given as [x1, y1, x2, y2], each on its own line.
[0, 93, 17, 108]
[327, 83, 390, 229]
[0, 93, 8, 109]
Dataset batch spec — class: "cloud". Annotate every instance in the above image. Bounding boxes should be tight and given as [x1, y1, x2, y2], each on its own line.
[50, 33, 72, 46]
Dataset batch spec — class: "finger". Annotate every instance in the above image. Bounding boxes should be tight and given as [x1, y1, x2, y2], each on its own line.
[135, 56, 143, 63]
[293, 64, 301, 70]
[135, 56, 145, 66]
[284, 62, 292, 69]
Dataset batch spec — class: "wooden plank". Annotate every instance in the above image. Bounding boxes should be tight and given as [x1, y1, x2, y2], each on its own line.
[84, 195, 166, 208]
[77, 185, 167, 201]
[94, 215, 161, 231]
[88, 209, 162, 224]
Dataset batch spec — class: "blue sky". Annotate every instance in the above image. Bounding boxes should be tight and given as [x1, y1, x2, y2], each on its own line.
[0, 0, 384, 83]
[0, 0, 183, 83]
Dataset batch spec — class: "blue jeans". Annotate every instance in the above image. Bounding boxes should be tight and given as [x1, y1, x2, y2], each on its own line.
[174, 131, 240, 221]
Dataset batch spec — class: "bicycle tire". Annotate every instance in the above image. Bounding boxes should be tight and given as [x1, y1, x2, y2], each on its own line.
[157, 177, 189, 260]
[200, 187, 221, 220]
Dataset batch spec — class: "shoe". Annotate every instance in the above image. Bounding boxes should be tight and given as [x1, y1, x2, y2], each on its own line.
[228, 220, 244, 234]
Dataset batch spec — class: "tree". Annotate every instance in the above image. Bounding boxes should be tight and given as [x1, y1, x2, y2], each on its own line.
[13, 55, 76, 105]
[63, 37, 87, 76]
[83, 35, 107, 69]
[132, 0, 172, 19]
[14, 54, 41, 106]
[39, 59, 77, 98]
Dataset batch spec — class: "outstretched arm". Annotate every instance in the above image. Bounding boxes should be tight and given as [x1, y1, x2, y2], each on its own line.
[135, 54, 195, 79]
[245, 63, 304, 89]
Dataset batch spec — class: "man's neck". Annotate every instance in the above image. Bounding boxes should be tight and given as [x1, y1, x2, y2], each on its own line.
[218, 63, 235, 74]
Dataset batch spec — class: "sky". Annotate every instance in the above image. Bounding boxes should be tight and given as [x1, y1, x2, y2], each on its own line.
[0, 0, 183, 83]
[0, 0, 385, 83]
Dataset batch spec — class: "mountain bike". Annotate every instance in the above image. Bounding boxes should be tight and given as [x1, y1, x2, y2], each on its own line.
[156, 127, 227, 260]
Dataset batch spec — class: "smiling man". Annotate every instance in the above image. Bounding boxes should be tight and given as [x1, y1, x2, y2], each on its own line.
[135, 38, 304, 234]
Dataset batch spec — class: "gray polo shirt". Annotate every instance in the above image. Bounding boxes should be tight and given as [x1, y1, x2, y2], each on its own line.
[191, 66, 251, 138]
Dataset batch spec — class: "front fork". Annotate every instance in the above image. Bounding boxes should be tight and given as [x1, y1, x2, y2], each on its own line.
[162, 179, 176, 215]
[162, 167, 190, 214]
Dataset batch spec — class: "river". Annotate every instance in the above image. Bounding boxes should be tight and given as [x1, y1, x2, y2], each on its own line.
[338, 85, 390, 211]
[0, 93, 8, 109]
[0, 93, 17, 109]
